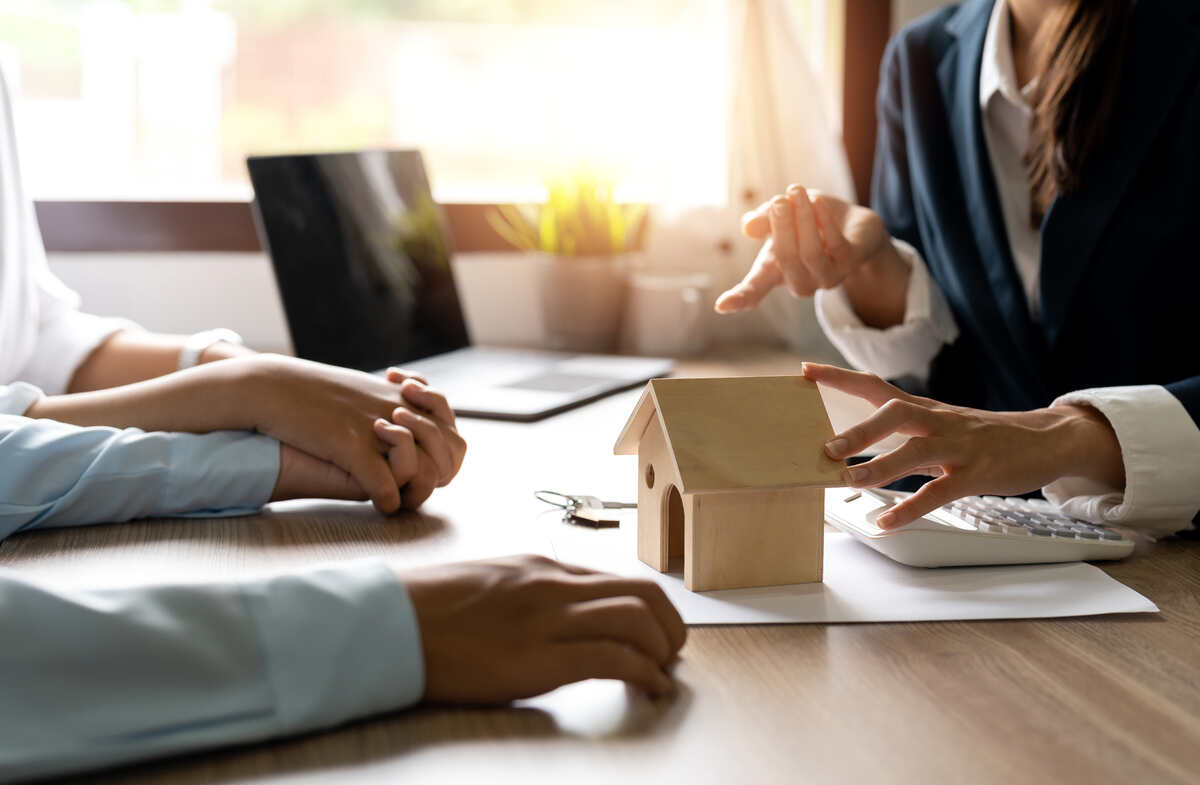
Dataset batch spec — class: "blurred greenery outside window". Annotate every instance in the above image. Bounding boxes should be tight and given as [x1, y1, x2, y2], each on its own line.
[1, 0, 843, 203]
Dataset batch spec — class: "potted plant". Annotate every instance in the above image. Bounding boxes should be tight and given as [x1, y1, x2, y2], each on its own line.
[487, 173, 646, 352]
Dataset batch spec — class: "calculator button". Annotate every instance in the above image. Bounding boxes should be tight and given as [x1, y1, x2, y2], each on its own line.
[1076, 530, 1101, 539]
[1098, 530, 1124, 541]
[1028, 526, 1053, 536]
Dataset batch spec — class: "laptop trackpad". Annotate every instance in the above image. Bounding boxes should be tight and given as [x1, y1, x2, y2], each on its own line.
[501, 372, 614, 393]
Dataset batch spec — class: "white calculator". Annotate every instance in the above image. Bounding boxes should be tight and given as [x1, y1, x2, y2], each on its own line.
[824, 488, 1135, 567]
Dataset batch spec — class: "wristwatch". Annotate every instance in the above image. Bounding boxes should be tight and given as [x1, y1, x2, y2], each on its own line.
[178, 328, 245, 370]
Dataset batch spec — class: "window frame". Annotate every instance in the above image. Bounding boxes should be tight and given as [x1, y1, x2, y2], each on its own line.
[33, 0, 889, 254]
[34, 200, 516, 253]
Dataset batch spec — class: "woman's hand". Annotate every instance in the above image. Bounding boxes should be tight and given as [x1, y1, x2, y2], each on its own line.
[401, 555, 687, 703]
[383, 369, 467, 486]
[803, 362, 1126, 529]
[245, 356, 465, 513]
[272, 371, 467, 509]
[714, 185, 911, 328]
[372, 368, 467, 509]
[30, 355, 467, 512]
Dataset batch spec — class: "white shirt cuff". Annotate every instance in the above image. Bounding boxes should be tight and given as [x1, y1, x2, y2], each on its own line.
[0, 382, 43, 415]
[813, 239, 959, 382]
[18, 309, 142, 396]
[1043, 385, 1200, 537]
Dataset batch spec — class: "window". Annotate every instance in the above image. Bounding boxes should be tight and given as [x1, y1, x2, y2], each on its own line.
[2, 1, 842, 205]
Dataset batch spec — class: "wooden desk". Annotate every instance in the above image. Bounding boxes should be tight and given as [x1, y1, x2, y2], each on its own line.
[4, 345, 1198, 785]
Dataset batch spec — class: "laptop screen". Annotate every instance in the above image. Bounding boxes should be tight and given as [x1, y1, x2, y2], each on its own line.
[247, 150, 470, 371]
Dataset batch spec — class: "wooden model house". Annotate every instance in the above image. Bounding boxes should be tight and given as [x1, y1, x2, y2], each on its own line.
[614, 376, 844, 591]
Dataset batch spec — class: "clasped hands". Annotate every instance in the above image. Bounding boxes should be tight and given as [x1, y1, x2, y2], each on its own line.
[253, 355, 466, 511]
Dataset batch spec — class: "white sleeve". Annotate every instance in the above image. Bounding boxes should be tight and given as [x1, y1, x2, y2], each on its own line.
[813, 239, 959, 383]
[0, 382, 41, 416]
[16, 239, 142, 395]
[1043, 386, 1200, 537]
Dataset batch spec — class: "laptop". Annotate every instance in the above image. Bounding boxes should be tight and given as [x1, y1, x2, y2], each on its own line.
[246, 149, 672, 421]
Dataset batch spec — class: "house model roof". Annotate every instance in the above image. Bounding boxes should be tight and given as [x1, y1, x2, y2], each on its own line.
[613, 375, 845, 493]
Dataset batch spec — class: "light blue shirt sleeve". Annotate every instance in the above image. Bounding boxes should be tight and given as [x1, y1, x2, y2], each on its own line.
[0, 561, 426, 783]
[0, 391, 428, 782]
[0, 412, 280, 540]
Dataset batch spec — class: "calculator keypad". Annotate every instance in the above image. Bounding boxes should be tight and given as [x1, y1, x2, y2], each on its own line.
[940, 497, 1127, 542]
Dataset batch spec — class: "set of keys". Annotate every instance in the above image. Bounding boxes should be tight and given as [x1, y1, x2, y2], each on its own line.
[534, 490, 636, 528]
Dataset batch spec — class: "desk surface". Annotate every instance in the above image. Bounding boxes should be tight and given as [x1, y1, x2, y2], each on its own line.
[4, 345, 1198, 785]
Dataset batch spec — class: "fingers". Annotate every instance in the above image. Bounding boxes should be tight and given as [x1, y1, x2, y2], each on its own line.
[844, 437, 953, 489]
[386, 367, 429, 385]
[556, 596, 673, 664]
[374, 418, 419, 483]
[557, 575, 687, 655]
[810, 194, 852, 271]
[553, 641, 675, 697]
[802, 362, 910, 408]
[400, 379, 455, 427]
[714, 238, 786, 313]
[786, 185, 839, 287]
[350, 448, 402, 514]
[768, 196, 820, 299]
[826, 398, 936, 461]
[767, 195, 798, 266]
[392, 406, 454, 485]
[400, 447, 439, 509]
[878, 475, 964, 529]
[741, 203, 770, 239]
[399, 380, 466, 482]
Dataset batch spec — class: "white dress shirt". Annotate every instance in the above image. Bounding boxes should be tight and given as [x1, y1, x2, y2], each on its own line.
[0, 62, 139, 396]
[814, 0, 1200, 536]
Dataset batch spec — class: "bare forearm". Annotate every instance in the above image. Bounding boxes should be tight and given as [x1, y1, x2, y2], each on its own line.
[838, 242, 911, 329]
[28, 357, 258, 434]
[67, 331, 255, 393]
[1052, 404, 1126, 489]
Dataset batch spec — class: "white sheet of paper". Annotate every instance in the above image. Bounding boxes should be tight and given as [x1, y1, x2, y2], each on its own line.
[548, 523, 1158, 625]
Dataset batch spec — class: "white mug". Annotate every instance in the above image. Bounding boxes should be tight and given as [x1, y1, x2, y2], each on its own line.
[621, 271, 713, 357]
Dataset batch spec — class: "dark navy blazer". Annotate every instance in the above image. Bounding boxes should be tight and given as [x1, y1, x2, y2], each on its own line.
[871, 0, 1200, 438]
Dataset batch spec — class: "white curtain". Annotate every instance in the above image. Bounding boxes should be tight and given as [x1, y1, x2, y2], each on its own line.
[647, 0, 856, 355]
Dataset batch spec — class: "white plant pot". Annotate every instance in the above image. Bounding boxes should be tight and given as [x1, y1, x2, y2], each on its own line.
[537, 253, 629, 353]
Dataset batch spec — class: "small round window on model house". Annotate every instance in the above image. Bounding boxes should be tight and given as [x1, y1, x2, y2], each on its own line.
[645, 463, 655, 489]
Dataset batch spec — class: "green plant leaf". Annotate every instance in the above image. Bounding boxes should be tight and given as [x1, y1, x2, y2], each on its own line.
[490, 171, 646, 257]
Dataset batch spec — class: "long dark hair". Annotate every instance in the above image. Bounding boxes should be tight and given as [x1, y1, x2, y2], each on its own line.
[1025, 1, 1135, 226]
